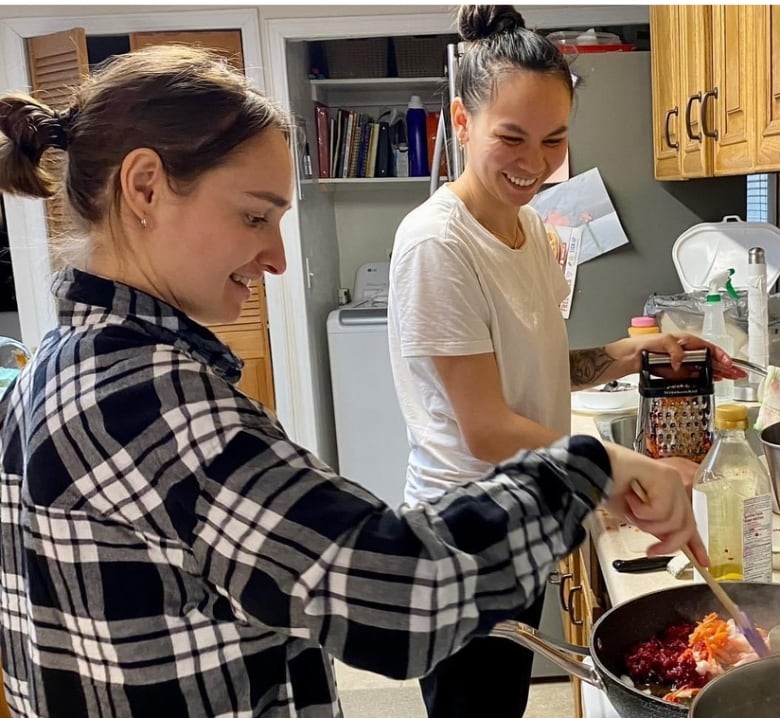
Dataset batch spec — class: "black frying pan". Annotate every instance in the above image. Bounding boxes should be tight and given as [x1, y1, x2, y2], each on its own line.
[491, 582, 780, 718]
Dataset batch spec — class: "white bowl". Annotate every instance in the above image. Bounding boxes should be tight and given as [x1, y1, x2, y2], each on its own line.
[572, 380, 639, 413]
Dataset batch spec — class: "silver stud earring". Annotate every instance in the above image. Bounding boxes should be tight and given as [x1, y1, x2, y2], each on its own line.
[140, 217, 148, 229]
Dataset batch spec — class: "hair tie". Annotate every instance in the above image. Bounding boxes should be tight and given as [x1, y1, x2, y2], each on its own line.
[51, 107, 76, 151]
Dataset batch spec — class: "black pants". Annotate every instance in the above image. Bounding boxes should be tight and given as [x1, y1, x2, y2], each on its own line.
[419, 592, 546, 718]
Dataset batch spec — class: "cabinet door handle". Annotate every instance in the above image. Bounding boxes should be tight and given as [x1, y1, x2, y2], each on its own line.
[558, 572, 574, 612]
[567, 585, 584, 626]
[685, 93, 702, 141]
[664, 107, 679, 150]
[701, 88, 719, 140]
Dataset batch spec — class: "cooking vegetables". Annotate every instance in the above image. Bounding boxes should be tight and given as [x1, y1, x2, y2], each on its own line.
[622, 612, 769, 705]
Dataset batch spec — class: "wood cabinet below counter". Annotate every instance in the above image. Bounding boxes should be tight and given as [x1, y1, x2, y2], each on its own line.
[555, 543, 605, 718]
[650, 5, 780, 179]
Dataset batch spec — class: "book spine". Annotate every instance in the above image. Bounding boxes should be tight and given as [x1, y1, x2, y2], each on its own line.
[314, 102, 330, 179]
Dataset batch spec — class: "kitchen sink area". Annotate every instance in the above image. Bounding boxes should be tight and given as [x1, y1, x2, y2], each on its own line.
[593, 404, 763, 456]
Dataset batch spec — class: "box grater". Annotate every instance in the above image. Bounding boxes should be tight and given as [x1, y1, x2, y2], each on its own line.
[634, 349, 714, 462]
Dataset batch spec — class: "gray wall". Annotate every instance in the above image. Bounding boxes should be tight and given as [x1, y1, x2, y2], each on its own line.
[565, 52, 746, 349]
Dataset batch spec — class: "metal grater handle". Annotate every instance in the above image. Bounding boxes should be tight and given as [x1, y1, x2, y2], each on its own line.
[730, 357, 768, 378]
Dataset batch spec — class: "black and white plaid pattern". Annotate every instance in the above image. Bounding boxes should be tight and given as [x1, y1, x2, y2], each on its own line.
[0, 268, 612, 717]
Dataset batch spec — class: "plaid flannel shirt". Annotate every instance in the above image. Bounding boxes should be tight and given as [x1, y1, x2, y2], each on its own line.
[0, 268, 611, 717]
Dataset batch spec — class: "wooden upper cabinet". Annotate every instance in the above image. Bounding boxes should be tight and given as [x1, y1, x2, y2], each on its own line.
[26, 28, 90, 256]
[711, 5, 755, 175]
[650, 6, 682, 180]
[678, 5, 713, 178]
[755, 5, 780, 170]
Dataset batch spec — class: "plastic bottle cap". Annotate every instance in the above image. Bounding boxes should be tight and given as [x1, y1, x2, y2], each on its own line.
[714, 403, 748, 430]
[408, 95, 424, 109]
[630, 316, 657, 328]
[706, 293, 722, 302]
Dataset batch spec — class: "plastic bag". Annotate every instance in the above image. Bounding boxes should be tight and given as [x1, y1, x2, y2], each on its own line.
[642, 290, 780, 364]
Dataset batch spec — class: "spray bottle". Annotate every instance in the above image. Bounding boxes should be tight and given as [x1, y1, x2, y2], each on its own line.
[701, 268, 738, 402]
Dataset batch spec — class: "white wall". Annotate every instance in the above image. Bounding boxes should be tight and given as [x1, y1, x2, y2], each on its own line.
[334, 186, 428, 290]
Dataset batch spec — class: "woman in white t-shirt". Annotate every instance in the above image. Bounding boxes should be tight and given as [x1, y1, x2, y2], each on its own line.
[387, 6, 743, 718]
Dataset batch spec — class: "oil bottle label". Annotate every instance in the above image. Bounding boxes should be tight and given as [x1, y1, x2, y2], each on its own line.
[743, 493, 773, 583]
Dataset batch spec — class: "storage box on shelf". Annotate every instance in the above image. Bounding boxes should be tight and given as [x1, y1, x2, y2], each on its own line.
[322, 37, 389, 79]
[392, 33, 457, 78]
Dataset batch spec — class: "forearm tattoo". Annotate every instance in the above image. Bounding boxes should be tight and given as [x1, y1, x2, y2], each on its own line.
[570, 348, 615, 388]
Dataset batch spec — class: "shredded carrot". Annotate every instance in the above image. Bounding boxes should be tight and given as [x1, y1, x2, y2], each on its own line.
[689, 612, 730, 662]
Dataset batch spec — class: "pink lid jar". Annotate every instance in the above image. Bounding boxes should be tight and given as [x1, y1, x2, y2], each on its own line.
[628, 316, 660, 336]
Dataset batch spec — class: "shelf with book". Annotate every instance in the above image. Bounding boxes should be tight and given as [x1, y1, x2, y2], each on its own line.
[311, 76, 449, 184]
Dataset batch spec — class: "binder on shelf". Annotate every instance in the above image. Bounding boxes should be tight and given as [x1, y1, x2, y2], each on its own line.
[375, 121, 391, 178]
[333, 108, 349, 178]
[366, 123, 379, 177]
[356, 121, 372, 178]
[328, 117, 336, 177]
[313, 102, 330, 179]
[347, 112, 364, 178]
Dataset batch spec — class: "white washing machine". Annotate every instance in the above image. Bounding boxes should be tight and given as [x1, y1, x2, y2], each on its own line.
[326, 262, 408, 507]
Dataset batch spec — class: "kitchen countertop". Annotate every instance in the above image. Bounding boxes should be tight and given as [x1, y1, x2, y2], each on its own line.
[571, 409, 780, 607]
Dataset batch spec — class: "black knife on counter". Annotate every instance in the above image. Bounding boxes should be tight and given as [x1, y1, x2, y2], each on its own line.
[612, 556, 674, 573]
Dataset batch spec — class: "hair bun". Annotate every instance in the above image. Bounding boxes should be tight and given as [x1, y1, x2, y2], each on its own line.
[457, 5, 526, 42]
[0, 94, 68, 198]
[0, 95, 68, 159]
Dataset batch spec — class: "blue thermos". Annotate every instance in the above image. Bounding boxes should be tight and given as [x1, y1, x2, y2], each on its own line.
[406, 95, 428, 177]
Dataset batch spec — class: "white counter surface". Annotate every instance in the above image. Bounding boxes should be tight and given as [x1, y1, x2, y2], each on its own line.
[571, 409, 780, 606]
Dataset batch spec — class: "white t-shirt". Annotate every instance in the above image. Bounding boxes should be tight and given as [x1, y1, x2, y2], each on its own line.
[388, 185, 571, 505]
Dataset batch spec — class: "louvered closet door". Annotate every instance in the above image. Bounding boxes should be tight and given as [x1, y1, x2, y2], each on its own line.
[128, 30, 274, 409]
[207, 284, 275, 411]
[26, 28, 89, 268]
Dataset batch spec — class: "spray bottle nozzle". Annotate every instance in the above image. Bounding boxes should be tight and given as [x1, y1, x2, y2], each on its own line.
[707, 268, 739, 301]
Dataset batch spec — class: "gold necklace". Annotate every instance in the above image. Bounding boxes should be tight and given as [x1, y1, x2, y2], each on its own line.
[492, 218, 524, 250]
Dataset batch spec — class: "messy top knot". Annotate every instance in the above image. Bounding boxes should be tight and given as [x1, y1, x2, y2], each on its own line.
[0, 94, 72, 198]
[454, 4, 573, 114]
[457, 5, 526, 42]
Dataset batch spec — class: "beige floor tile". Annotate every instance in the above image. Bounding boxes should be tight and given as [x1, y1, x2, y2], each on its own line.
[335, 661, 575, 718]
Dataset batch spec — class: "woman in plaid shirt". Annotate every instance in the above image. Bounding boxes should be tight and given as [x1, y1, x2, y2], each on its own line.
[0, 45, 704, 717]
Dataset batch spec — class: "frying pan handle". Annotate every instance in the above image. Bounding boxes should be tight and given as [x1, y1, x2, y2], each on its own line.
[489, 620, 604, 689]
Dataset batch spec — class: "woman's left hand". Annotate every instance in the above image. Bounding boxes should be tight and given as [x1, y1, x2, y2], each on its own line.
[606, 332, 746, 381]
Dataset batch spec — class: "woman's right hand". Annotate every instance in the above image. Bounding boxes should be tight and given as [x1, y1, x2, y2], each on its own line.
[601, 442, 709, 566]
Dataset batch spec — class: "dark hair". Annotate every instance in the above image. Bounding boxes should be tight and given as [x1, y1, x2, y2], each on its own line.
[0, 44, 290, 229]
[455, 5, 574, 113]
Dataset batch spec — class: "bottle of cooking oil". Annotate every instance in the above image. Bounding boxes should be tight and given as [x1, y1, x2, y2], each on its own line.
[692, 404, 773, 582]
